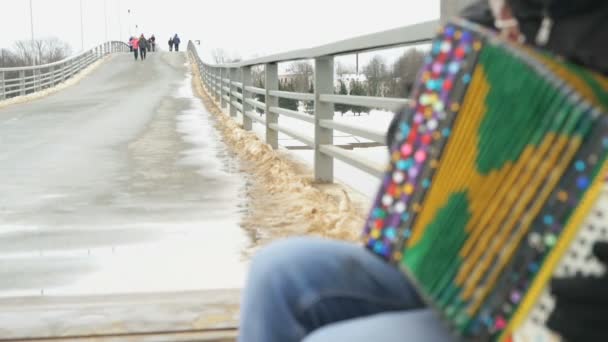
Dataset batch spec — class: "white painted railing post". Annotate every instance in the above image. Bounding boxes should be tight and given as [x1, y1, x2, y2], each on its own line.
[220, 68, 227, 110]
[203, 65, 207, 89]
[314, 56, 335, 182]
[440, 0, 476, 23]
[62, 62, 68, 81]
[265, 63, 279, 149]
[214, 68, 220, 102]
[229, 68, 237, 117]
[34, 69, 41, 91]
[241, 66, 253, 131]
[0, 71, 5, 100]
[19, 70, 26, 96]
[203, 65, 209, 91]
[75, 57, 81, 76]
[49, 66, 56, 86]
[211, 68, 216, 99]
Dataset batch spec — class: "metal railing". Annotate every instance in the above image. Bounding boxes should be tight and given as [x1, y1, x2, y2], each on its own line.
[0, 41, 129, 100]
[188, 20, 440, 182]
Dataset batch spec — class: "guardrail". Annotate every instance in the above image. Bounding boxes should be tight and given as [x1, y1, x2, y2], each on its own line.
[188, 20, 440, 182]
[0, 41, 129, 101]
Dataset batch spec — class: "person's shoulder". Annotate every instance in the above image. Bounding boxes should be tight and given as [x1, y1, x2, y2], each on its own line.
[459, 0, 494, 28]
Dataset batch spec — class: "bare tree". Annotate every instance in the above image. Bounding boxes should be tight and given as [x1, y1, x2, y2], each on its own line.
[230, 52, 242, 63]
[9, 38, 71, 67]
[211, 48, 242, 64]
[211, 48, 229, 64]
[286, 61, 313, 93]
[44, 38, 72, 63]
[362, 55, 389, 97]
[335, 61, 355, 78]
[12, 40, 35, 66]
[0, 49, 19, 68]
[392, 48, 425, 97]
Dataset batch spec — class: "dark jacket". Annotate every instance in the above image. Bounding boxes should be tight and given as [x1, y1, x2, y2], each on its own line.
[387, 0, 608, 147]
[138, 38, 148, 49]
[462, 0, 608, 75]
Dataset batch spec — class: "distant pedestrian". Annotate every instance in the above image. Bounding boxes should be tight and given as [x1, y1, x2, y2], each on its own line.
[168, 37, 174, 52]
[132, 37, 140, 60]
[150, 34, 156, 52]
[128, 36, 134, 52]
[173, 34, 181, 52]
[139, 34, 148, 60]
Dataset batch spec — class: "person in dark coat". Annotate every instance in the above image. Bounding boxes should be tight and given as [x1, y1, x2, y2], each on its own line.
[138, 34, 148, 61]
[150, 34, 156, 52]
[461, 0, 608, 75]
[173, 34, 181, 52]
[168, 37, 174, 52]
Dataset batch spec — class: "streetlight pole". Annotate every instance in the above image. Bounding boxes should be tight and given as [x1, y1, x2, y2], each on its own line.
[29, 0, 34, 42]
[104, 0, 108, 42]
[128, 9, 131, 37]
[29, 0, 35, 65]
[79, 0, 84, 50]
[118, 0, 123, 40]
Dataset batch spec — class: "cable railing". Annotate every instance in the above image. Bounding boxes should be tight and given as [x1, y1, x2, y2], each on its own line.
[0, 41, 129, 100]
[188, 20, 440, 183]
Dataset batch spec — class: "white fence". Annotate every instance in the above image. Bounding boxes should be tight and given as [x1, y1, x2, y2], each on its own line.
[188, 19, 441, 183]
[0, 41, 129, 100]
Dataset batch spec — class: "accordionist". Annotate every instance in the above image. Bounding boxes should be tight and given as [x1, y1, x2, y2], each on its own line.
[238, 1, 608, 342]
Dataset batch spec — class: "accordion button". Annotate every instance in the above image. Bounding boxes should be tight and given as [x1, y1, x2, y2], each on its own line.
[381, 195, 393, 206]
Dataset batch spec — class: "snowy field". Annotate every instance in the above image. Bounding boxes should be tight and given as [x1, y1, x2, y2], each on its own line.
[244, 109, 393, 198]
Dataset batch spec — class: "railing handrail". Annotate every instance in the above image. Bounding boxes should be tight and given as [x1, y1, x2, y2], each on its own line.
[188, 2, 466, 184]
[0, 41, 128, 72]
[0, 41, 129, 101]
[203, 20, 439, 68]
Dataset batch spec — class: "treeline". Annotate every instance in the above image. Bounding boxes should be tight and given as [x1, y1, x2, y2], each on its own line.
[243, 48, 426, 116]
[359, 48, 426, 99]
[0, 38, 71, 68]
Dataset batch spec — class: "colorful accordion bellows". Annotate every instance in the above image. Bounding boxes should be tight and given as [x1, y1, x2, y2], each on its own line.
[363, 19, 608, 340]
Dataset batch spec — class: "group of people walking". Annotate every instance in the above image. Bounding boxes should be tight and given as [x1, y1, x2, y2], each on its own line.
[128, 34, 156, 61]
[168, 34, 181, 52]
[128, 34, 181, 61]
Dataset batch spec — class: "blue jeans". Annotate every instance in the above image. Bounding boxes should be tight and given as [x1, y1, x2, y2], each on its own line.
[239, 237, 449, 342]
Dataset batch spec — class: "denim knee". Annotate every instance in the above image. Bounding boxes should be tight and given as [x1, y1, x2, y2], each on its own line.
[249, 238, 311, 279]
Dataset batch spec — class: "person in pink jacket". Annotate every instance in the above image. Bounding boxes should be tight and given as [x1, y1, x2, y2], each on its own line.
[131, 37, 140, 61]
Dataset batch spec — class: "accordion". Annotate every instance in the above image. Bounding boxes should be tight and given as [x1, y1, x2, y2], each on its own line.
[363, 18, 608, 341]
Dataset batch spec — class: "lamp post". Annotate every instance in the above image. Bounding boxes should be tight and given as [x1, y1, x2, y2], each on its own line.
[118, 0, 123, 40]
[128, 9, 131, 37]
[104, 0, 108, 42]
[29, 0, 35, 65]
[79, 0, 84, 51]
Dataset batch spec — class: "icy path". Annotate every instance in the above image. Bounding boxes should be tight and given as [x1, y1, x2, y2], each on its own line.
[0, 52, 248, 338]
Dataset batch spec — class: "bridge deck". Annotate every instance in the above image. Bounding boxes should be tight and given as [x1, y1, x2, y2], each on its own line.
[0, 52, 245, 339]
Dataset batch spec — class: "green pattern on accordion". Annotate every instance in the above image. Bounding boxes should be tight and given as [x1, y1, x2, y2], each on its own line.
[362, 19, 608, 340]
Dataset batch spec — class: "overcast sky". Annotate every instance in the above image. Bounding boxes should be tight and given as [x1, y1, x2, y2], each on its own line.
[1, 0, 439, 62]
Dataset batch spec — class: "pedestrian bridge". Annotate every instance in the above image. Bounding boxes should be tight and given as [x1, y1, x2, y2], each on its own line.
[0, 8, 456, 341]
